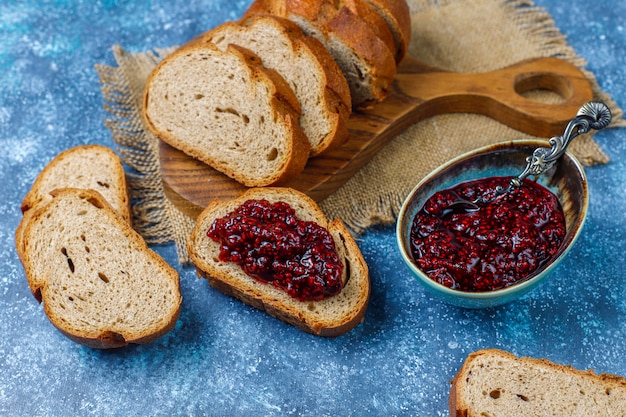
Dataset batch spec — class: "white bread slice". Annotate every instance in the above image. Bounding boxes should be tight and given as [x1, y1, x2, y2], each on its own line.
[244, 0, 397, 109]
[187, 187, 370, 336]
[15, 144, 130, 263]
[450, 349, 626, 417]
[203, 14, 351, 156]
[20, 188, 182, 349]
[142, 42, 310, 187]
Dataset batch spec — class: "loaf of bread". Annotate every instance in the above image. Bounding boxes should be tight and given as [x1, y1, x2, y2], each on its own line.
[244, 0, 397, 109]
[202, 14, 351, 156]
[142, 42, 310, 187]
[187, 187, 370, 336]
[19, 188, 182, 349]
[15, 144, 131, 263]
[450, 349, 626, 417]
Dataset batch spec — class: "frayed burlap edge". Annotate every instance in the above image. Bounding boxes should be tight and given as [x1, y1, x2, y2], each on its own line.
[97, 0, 624, 264]
[97, 46, 195, 263]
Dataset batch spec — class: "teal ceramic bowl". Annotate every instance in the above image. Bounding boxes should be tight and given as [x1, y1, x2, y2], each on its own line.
[396, 140, 588, 309]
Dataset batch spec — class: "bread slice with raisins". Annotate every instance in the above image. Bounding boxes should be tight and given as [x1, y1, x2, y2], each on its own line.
[15, 144, 131, 264]
[142, 42, 310, 187]
[187, 187, 370, 336]
[450, 349, 626, 417]
[20, 188, 182, 349]
[201, 14, 352, 156]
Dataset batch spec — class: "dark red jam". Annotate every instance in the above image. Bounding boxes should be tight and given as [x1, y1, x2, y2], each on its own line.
[409, 176, 566, 292]
[207, 199, 344, 301]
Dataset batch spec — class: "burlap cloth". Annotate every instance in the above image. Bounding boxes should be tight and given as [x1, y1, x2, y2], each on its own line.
[97, 0, 624, 264]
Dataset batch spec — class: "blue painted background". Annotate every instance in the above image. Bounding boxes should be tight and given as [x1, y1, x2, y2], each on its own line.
[1, 1, 625, 415]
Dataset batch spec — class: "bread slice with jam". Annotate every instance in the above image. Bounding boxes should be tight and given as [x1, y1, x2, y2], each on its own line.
[450, 349, 626, 417]
[187, 187, 370, 336]
[20, 188, 182, 349]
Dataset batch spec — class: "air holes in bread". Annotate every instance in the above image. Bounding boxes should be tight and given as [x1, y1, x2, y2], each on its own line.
[61, 247, 75, 273]
[489, 389, 501, 399]
[96, 181, 110, 188]
[194, 94, 204, 100]
[215, 107, 250, 123]
[86, 196, 105, 209]
[516, 394, 529, 401]
[98, 272, 110, 283]
[267, 148, 278, 161]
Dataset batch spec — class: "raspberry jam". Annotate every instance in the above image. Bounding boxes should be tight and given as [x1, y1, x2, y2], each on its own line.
[409, 177, 566, 292]
[207, 199, 344, 301]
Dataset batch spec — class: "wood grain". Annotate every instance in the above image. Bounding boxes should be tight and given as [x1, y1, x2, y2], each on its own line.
[160, 56, 593, 219]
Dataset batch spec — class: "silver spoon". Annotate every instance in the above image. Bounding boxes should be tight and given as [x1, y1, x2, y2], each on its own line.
[443, 101, 612, 216]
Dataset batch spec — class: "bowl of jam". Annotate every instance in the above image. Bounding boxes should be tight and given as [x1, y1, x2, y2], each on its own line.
[396, 139, 588, 308]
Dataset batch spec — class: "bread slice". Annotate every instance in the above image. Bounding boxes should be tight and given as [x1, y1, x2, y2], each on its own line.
[450, 349, 626, 417]
[15, 144, 130, 263]
[187, 187, 370, 336]
[203, 14, 351, 156]
[20, 188, 182, 349]
[244, 0, 397, 109]
[361, 0, 411, 63]
[142, 42, 310, 187]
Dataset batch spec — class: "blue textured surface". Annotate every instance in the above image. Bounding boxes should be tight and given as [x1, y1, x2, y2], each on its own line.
[1, 1, 625, 416]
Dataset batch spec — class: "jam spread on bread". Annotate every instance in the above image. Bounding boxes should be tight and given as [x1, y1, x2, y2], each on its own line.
[207, 199, 344, 301]
[409, 177, 566, 292]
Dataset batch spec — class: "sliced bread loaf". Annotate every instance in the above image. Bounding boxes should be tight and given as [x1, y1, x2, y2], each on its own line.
[202, 14, 351, 156]
[142, 42, 310, 187]
[20, 188, 182, 349]
[15, 144, 130, 263]
[244, 0, 397, 109]
[450, 349, 626, 417]
[187, 187, 370, 336]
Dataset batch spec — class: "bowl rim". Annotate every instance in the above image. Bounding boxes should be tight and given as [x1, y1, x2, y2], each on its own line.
[395, 139, 589, 301]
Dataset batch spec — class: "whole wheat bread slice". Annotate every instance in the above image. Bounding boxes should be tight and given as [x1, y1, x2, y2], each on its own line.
[15, 144, 130, 263]
[187, 187, 370, 336]
[450, 349, 626, 417]
[20, 188, 182, 349]
[202, 14, 351, 156]
[142, 42, 310, 187]
[244, 0, 397, 109]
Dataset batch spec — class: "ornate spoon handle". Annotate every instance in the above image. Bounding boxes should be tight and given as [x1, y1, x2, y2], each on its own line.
[507, 101, 612, 189]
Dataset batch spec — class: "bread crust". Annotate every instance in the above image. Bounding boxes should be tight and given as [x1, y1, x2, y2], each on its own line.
[187, 187, 370, 336]
[450, 349, 626, 417]
[244, 0, 397, 109]
[20, 188, 182, 349]
[361, 0, 411, 63]
[142, 42, 310, 187]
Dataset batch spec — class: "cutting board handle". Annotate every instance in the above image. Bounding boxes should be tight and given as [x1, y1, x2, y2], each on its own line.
[393, 56, 593, 137]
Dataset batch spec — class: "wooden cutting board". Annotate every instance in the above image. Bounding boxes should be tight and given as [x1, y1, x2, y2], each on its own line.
[159, 55, 593, 218]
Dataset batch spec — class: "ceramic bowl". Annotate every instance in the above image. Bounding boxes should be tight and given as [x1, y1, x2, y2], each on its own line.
[396, 140, 588, 309]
